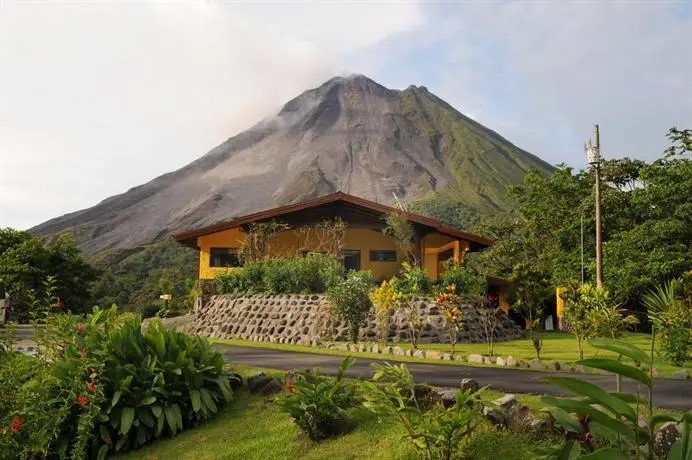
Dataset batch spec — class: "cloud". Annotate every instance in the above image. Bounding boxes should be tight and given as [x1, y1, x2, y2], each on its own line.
[0, 0, 422, 229]
[418, 1, 692, 166]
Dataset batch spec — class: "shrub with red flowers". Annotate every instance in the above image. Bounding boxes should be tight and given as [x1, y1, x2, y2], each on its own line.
[435, 284, 463, 354]
[10, 416, 24, 431]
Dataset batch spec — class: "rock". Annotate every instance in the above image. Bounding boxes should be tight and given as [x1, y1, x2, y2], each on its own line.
[382, 346, 393, 354]
[370, 344, 380, 354]
[468, 354, 484, 364]
[284, 369, 300, 386]
[494, 394, 517, 411]
[574, 364, 586, 373]
[335, 344, 349, 351]
[358, 343, 367, 353]
[654, 422, 682, 457]
[426, 351, 442, 360]
[453, 354, 465, 362]
[460, 378, 479, 394]
[442, 353, 453, 360]
[483, 356, 495, 365]
[437, 389, 458, 408]
[672, 370, 690, 379]
[651, 367, 659, 377]
[413, 350, 426, 359]
[413, 384, 440, 409]
[483, 406, 505, 426]
[506, 356, 518, 367]
[259, 378, 283, 395]
[392, 346, 405, 356]
[496, 357, 507, 366]
[248, 372, 270, 392]
[228, 371, 244, 390]
[405, 349, 414, 357]
[529, 359, 544, 370]
[549, 361, 561, 371]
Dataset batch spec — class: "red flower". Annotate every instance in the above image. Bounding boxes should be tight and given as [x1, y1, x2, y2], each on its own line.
[286, 380, 294, 394]
[86, 382, 96, 393]
[56, 297, 64, 309]
[76, 323, 85, 334]
[76, 394, 89, 408]
[10, 416, 24, 431]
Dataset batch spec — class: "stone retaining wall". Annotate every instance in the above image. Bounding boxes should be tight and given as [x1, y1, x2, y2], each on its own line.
[189, 294, 523, 345]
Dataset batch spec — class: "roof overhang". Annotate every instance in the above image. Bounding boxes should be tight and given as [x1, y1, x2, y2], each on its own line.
[172, 192, 493, 249]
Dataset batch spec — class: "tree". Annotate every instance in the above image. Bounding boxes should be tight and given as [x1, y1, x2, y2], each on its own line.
[436, 284, 462, 354]
[475, 294, 502, 357]
[0, 229, 97, 320]
[384, 211, 417, 265]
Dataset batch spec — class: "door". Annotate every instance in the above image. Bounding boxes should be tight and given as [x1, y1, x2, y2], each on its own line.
[343, 249, 361, 272]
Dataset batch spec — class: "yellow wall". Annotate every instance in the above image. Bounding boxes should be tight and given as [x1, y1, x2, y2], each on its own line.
[198, 228, 246, 280]
[196, 225, 480, 283]
[196, 226, 407, 281]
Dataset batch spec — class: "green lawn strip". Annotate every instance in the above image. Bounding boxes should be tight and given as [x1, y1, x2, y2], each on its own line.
[117, 366, 555, 460]
[211, 332, 691, 378]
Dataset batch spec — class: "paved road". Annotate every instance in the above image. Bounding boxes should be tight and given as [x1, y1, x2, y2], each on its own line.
[216, 344, 692, 411]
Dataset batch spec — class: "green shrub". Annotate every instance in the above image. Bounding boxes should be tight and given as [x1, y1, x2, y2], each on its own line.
[0, 307, 233, 460]
[393, 262, 433, 295]
[361, 362, 481, 460]
[214, 254, 343, 295]
[438, 260, 487, 296]
[214, 270, 250, 295]
[327, 270, 375, 343]
[275, 357, 356, 441]
[96, 317, 233, 457]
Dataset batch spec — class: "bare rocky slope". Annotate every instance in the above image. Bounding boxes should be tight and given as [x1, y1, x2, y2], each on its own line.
[32, 74, 554, 255]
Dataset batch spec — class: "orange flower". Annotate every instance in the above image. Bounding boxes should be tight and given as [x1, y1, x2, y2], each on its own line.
[286, 380, 294, 393]
[76, 394, 89, 408]
[76, 323, 85, 334]
[86, 382, 96, 393]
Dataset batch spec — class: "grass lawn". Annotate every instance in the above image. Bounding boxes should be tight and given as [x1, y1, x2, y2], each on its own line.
[117, 366, 556, 460]
[212, 332, 692, 378]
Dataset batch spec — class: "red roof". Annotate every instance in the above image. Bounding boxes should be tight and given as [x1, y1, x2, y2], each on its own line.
[172, 192, 493, 248]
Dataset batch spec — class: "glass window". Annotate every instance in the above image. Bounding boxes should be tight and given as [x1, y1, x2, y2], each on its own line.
[210, 247, 241, 267]
[369, 250, 397, 262]
[343, 249, 361, 271]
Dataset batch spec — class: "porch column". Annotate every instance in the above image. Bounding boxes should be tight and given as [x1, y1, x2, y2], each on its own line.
[453, 240, 460, 264]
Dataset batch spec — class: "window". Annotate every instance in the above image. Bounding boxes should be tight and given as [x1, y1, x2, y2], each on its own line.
[369, 250, 397, 262]
[210, 247, 241, 268]
[343, 250, 361, 271]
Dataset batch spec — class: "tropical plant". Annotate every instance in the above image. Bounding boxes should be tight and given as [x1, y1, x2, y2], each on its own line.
[643, 279, 692, 366]
[327, 270, 375, 343]
[96, 316, 233, 457]
[369, 280, 397, 345]
[275, 357, 357, 441]
[0, 305, 233, 460]
[361, 362, 481, 460]
[562, 283, 639, 359]
[539, 337, 692, 460]
[436, 284, 462, 354]
[394, 262, 432, 349]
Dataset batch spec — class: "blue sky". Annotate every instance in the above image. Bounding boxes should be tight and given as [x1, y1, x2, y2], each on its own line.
[1, 1, 691, 229]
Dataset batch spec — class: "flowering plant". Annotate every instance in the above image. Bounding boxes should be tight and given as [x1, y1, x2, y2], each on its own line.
[436, 284, 463, 354]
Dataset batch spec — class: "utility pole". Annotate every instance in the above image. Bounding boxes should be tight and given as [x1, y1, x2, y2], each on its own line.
[585, 124, 604, 289]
